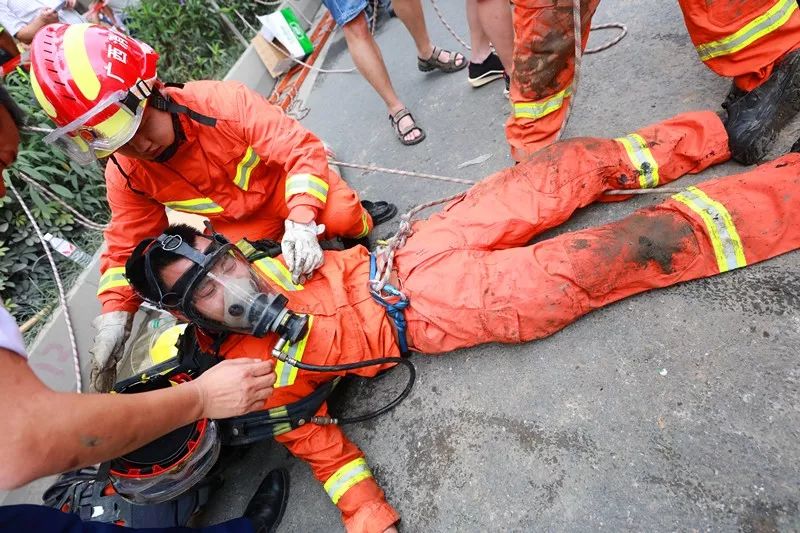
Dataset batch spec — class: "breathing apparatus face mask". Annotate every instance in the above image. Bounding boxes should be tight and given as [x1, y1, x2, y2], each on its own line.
[141, 231, 291, 338]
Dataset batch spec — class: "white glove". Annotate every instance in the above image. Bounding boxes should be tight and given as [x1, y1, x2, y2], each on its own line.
[281, 219, 325, 284]
[89, 310, 133, 393]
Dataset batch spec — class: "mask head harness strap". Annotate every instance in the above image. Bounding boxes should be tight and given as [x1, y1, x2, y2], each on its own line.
[142, 229, 229, 311]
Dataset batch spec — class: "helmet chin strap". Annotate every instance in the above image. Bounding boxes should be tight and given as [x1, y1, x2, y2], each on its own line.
[147, 86, 217, 163]
[153, 111, 185, 163]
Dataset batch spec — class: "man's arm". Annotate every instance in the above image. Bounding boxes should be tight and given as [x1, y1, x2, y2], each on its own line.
[98, 162, 168, 313]
[0, 350, 276, 490]
[227, 81, 332, 225]
[13, 8, 58, 44]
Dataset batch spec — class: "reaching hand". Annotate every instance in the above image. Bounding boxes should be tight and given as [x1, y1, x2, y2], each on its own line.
[190, 358, 276, 419]
[281, 220, 325, 284]
[36, 8, 59, 25]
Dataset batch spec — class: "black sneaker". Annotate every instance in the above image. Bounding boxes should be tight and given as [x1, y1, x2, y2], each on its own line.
[503, 73, 510, 97]
[724, 49, 800, 165]
[468, 52, 505, 88]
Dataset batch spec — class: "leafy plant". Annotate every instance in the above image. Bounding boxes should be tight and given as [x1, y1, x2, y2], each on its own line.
[125, 0, 277, 82]
[1, 69, 109, 330]
[1, 0, 277, 332]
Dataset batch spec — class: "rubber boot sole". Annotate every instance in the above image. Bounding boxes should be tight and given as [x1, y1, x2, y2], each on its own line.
[729, 51, 800, 165]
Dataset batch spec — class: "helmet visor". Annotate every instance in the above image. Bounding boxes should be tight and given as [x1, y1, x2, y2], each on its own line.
[43, 86, 148, 163]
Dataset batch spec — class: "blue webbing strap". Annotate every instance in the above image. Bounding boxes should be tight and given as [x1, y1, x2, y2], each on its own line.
[369, 253, 410, 356]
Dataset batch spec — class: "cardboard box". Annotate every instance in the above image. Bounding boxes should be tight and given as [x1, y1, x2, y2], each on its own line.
[252, 8, 314, 78]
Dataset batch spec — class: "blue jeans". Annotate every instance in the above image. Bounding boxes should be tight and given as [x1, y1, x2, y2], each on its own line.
[0, 504, 253, 533]
[322, 0, 368, 26]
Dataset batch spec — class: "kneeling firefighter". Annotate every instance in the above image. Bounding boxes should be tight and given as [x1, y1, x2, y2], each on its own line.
[28, 23, 397, 392]
[125, 226, 413, 533]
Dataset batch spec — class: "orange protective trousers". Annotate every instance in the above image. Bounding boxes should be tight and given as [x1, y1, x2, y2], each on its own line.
[399, 111, 800, 353]
[507, 0, 800, 161]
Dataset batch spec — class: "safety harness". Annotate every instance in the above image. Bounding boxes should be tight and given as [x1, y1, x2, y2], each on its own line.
[369, 252, 410, 356]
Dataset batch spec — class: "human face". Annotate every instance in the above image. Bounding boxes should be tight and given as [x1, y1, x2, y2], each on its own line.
[116, 105, 174, 160]
[159, 236, 257, 324]
[0, 102, 20, 180]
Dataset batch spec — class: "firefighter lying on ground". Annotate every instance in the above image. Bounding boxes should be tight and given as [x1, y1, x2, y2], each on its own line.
[27, 23, 397, 392]
[123, 110, 800, 532]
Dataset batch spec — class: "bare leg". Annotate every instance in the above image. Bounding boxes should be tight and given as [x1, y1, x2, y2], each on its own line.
[475, 0, 513, 71]
[341, 14, 422, 142]
[466, 0, 491, 63]
[392, 0, 464, 66]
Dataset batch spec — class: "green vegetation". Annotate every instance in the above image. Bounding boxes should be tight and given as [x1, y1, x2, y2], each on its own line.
[1, 69, 109, 328]
[2, 0, 277, 331]
[126, 0, 276, 81]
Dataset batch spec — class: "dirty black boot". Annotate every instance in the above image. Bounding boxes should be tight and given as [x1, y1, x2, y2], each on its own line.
[361, 200, 397, 226]
[243, 468, 289, 533]
[724, 49, 800, 165]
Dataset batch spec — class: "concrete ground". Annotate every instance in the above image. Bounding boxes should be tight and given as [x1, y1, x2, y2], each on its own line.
[196, 0, 800, 531]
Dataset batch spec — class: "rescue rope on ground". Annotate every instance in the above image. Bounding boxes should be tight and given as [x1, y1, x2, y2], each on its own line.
[8, 177, 83, 393]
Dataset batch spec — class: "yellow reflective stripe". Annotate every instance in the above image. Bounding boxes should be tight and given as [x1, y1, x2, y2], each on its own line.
[355, 212, 370, 239]
[513, 86, 572, 120]
[273, 316, 313, 388]
[323, 458, 373, 504]
[285, 174, 329, 204]
[696, 0, 797, 61]
[672, 186, 747, 273]
[269, 405, 289, 418]
[30, 69, 57, 118]
[235, 239, 257, 257]
[234, 147, 261, 191]
[64, 24, 101, 100]
[163, 197, 224, 214]
[97, 266, 129, 295]
[615, 133, 660, 188]
[268, 405, 292, 435]
[253, 257, 304, 291]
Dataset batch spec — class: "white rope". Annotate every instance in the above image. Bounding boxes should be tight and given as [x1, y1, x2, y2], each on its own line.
[555, 0, 583, 142]
[8, 178, 83, 393]
[428, 0, 471, 51]
[332, 159, 476, 185]
[15, 169, 108, 231]
[371, 191, 465, 294]
[585, 22, 628, 54]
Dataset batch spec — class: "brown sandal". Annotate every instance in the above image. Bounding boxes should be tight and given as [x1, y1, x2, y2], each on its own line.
[418, 46, 467, 73]
[389, 108, 426, 146]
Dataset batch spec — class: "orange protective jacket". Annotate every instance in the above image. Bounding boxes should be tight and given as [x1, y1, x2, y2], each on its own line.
[98, 80, 371, 313]
[209, 245, 400, 533]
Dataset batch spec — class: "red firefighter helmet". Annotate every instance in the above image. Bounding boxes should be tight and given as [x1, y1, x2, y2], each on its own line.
[29, 23, 159, 164]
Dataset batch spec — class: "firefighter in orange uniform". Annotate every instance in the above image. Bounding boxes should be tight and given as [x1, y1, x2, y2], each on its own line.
[508, 0, 800, 165]
[125, 109, 800, 532]
[29, 23, 396, 391]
